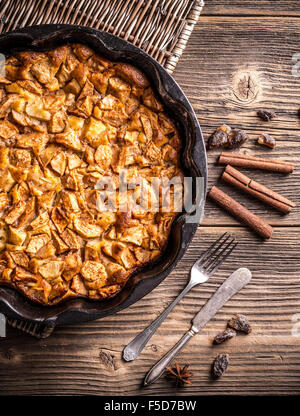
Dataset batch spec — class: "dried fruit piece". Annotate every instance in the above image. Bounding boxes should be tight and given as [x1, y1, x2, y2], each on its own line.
[213, 328, 237, 344]
[257, 109, 276, 121]
[207, 124, 231, 149]
[207, 125, 248, 149]
[212, 353, 229, 378]
[228, 314, 252, 334]
[228, 129, 248, 148]
[257, 133, 276, 149]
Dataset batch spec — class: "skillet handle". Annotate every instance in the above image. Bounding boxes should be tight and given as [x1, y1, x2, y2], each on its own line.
[7, 318, 55, 338]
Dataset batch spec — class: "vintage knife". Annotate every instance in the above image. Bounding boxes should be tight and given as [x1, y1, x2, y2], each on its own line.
[144, 267, 252, 386]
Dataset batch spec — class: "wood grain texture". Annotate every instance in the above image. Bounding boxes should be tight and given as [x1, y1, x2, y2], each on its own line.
[174, 16, 300, 226]
[203, 1, 300, 16]
[0, 227, 300, 395]
[1, 1, 300, 396]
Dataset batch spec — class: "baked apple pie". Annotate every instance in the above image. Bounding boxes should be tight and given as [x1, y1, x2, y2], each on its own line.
[0, 44, 183, 305]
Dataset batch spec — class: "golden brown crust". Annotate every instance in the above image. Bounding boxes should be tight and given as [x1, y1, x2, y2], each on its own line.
[114, 63, 150, 88]
[0, 44, 183, 305]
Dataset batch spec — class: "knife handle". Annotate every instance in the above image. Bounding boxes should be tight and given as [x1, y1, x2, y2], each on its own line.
[143, 328, 197, 386]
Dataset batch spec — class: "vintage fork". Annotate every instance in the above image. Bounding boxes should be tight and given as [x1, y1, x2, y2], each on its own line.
[123, 233, 238, 361]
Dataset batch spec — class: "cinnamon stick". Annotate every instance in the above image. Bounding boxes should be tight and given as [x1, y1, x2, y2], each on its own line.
[208, 186, 273, 239]
[218, 152, 294, 174]
[222, 165, 296, 214]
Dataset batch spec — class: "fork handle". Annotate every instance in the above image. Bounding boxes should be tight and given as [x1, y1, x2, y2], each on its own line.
[123, 282, 195, 361]
[144, 328, 196, 386]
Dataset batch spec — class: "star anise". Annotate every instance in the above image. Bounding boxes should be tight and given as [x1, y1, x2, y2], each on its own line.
[165, 362, 193, 386]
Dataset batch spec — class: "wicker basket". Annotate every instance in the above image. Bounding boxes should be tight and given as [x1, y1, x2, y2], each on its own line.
[0, 0, 204, 73]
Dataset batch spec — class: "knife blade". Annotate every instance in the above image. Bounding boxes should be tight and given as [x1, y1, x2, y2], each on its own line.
[144, 267, 252, 386]
[191, 267, 252, 333]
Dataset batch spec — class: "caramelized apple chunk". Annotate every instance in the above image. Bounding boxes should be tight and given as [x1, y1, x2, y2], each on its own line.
[0, 43, 183, 305]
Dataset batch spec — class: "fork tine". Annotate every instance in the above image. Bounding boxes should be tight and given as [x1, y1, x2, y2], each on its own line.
[196, 232, 228, 265]
[200, 233, 231, 269]
[206, 241, 238, 276]
[202, 237, 235, 272]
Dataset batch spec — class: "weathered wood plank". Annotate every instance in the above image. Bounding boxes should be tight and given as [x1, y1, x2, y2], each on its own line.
[203, 1, 300, 16]
[175, 17, 300, 226]
[0, 227, 299, 395]
[1, 11, 300, 397]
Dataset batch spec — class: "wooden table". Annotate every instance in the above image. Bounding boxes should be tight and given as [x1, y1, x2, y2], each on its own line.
[1, 0, 300, 396]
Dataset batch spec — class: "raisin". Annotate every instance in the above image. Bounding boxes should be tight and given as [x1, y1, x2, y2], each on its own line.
[207, 125, 248, 149]
[257, 109, 276, 122]
[228, 129, 248, 148]
[213, 328, 236, 345]
[207, 124, 232, 149]
[257, 133, 276, 149]
[212, 353, 229, 378]
[228, 314, 252, 334]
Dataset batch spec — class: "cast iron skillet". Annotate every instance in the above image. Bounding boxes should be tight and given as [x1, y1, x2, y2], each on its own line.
[0, 25, 207, 329]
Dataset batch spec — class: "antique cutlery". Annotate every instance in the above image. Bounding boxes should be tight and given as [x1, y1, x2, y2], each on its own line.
[144, 267, 252, 385]
[123, 233, 237, 362]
